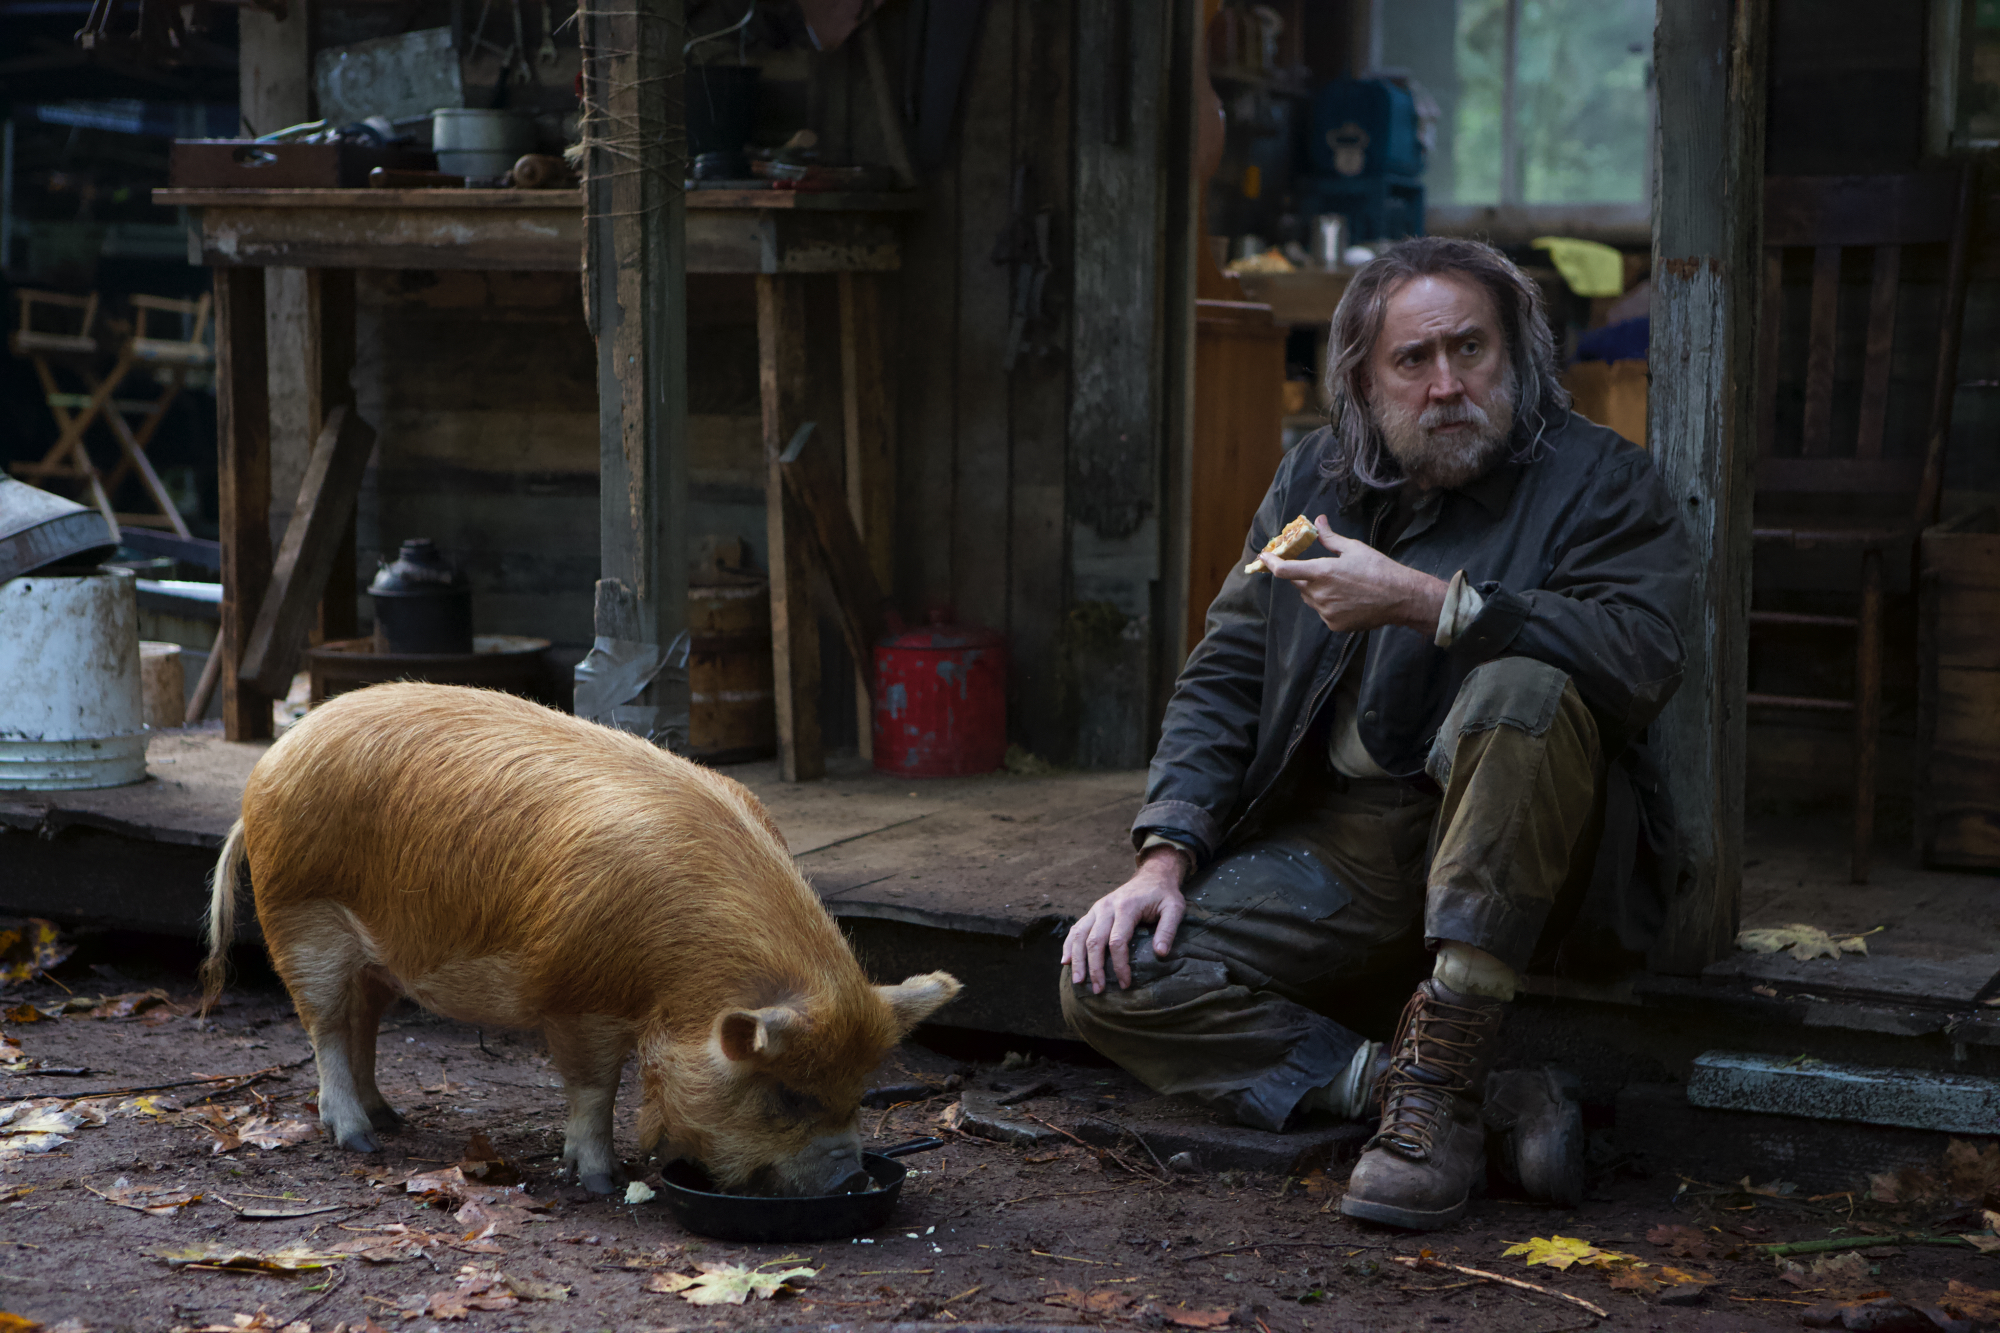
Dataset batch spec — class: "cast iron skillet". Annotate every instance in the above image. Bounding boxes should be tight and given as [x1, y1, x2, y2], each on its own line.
[658, 1137, 945, 1243]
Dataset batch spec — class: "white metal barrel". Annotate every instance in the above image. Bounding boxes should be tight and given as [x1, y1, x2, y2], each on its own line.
[0, 568, 147, 790]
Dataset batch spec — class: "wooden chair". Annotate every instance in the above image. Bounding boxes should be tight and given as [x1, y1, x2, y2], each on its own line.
[7, 290, 208, 539]
[100, 293, 212, 538]
[1750, 168, 1974, 883]
[7, 290, 118, 530]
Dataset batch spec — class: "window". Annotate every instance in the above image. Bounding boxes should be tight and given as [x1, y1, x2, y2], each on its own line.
[1381, 0, 1656, 210]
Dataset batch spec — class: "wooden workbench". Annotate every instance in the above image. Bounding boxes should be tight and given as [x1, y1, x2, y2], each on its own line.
[155, 185, 914, 775]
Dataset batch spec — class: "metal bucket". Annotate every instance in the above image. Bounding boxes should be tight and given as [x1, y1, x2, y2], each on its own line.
[0, 568, 147, 790]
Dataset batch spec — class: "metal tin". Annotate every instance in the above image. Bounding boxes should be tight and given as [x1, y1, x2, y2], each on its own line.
[368, 539, 473, 655]
[0, 568, 146, 790]
[872, 616, 1006, 778]
[0, 476, 117, 583]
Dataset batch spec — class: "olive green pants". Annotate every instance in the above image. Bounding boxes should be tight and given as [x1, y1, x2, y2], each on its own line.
[1059, 657, 1604, 1132]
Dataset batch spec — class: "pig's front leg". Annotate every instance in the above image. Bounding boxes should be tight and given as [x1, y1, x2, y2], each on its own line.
[542, 1016, 635, 1194]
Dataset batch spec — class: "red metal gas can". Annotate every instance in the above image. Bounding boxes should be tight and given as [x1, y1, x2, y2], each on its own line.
[872, 615, 1006, 777]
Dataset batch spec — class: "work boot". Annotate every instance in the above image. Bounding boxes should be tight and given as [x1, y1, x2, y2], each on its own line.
[1484, 1067, 1585, 1207]
[1339, 978, 1505, 1230]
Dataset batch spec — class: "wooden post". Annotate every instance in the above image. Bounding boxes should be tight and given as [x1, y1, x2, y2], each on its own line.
[214, 266, 273, 742]
[1066, 0, 1170, 768]
[580, 0, 689, 744]
[1646, 0, 1767, 973]
[308, 270, 359, 642]
[839, 272, 894, 762]
[759, 274, 823, 780]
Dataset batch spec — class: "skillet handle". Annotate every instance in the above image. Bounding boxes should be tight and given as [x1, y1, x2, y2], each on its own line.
[879, 1136, 945, 1159]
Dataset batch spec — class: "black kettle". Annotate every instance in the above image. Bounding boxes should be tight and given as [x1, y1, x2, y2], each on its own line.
[368, 539, 473, 655]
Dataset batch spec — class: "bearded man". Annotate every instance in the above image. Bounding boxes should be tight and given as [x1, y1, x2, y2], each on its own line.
[1058, 238, 1692, 1230]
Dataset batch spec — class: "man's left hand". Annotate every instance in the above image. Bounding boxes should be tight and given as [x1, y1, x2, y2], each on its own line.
[1262, 515, 1449, 636]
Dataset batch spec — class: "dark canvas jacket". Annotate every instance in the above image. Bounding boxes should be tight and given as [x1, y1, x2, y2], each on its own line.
[1136, 412, 1695, 956]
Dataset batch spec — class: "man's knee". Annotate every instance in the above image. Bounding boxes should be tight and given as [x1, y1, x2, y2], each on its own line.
[1427, 657, 1594, 787]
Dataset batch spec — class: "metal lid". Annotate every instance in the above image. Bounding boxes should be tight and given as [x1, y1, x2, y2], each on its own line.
[368, 538, 470, 598]
[0, 477, 117, 583]
[879, 608, 1003, 651]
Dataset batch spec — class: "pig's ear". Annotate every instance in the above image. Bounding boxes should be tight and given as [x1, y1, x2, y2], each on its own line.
[877, 972, 962, 1035]
[716, 1005, 807, 1062]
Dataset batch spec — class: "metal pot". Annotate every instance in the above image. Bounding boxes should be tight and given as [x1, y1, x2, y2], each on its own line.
[657, 1137, 944, 1242]
[430, 108, 535, 179]
[368, 539, 473, 655]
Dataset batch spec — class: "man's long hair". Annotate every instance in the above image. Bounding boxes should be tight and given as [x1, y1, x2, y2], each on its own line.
[1319, 236, 1570, 504]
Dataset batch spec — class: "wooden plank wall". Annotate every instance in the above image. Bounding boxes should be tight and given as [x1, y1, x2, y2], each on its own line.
[814, 0, 1095, 765]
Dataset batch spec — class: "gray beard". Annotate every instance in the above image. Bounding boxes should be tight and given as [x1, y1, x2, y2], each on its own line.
[1371, 371, 1518, 490]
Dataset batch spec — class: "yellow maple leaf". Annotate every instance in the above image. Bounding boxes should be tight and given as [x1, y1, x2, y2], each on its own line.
[1502, 1236, 1641, 1271]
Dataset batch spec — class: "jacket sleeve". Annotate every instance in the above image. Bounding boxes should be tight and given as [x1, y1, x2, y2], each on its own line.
[1447, 451, 1691, 741]
[1129, 462, 1294, 863]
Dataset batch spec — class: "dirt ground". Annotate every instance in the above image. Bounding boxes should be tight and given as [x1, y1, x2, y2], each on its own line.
[0, 946, 1995, 1333]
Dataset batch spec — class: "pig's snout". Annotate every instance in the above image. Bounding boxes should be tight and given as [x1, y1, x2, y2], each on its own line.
[792, 1129, 871, 1196]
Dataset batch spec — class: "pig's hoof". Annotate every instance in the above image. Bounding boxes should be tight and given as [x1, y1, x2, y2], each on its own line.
[367, 1106, 406, 1132]
[580, 1172, 619, 1196]
[333, 1126, 381, 1153]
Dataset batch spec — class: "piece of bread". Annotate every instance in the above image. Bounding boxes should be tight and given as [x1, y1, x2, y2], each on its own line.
[1244, 515, 1319, 574]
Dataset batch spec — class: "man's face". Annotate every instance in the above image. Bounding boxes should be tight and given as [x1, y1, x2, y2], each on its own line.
[1365, 272, 1517, 490]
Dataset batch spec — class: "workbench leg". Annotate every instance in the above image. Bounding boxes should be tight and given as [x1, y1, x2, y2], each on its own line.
[839, 272, 895, 764]
[214, 266, 273, 742]
[759, 273, 823, 781]
[307, 269, 359, 644]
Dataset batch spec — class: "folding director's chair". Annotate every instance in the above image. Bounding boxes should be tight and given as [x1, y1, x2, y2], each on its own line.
[8, 288, 210, 539]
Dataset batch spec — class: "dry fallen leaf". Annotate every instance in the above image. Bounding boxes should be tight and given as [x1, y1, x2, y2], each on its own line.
[215, 1196, 344, 1220]
[2, 1006, 44, 1026]
[1941, 1280, 2000, 1322]
[664, 1261, 816, 1306]
[169, 1311, 310, 1333]
[89, 1177, 202, 1215]
[0, 918, 73, 985]
[646, 1272, 698, 1294]
[1645, 1223, 1716, 1261]
[326, 1224, 454, 1263]
[1735, 923, 1877, 961]
[89, 990, 173, 1021]
[394, 1265, 570, 1321]
[151, 1243, 343, 1274]
[1868, 1138, 2000, 1208]
[1045, 1287, 1134, 1314]
[1502, 1236, 1642, 1271]
[0, 1314, 38, 1333]
[1162, 1309, 1233, 1329]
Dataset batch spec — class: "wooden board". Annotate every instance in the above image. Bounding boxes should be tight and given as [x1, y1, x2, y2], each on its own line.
[949, 0, 1016, 639]
[165, 191, 907, 275]
[239, 405, 378, 697]
[778, 420, 893, 699]
[1006, 0, 1075, 765]
[1645, 0, 1767, 971]
[1188, 300, 1285, 655]
[213, 266, 273, 742]
[759, 275, 824, 780]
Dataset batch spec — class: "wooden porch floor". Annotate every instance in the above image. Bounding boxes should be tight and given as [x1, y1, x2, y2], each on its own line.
[2, 725, 1993, 1041]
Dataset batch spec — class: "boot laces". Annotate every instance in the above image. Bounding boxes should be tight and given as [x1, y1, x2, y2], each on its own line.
[1366, 987, 1494, 1159]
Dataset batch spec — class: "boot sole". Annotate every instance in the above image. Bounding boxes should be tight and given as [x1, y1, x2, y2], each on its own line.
[1338, 1191, 1469, 1230]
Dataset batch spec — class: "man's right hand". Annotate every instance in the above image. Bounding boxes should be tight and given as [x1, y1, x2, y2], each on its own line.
[1061, 845, 1191, 995]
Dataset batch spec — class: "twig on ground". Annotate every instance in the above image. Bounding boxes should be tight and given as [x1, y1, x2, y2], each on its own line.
[283, 1267, 346, 1326]
[995, 1187, 1127, 1209]
[1021, 1112, 1166, 1184]
[53, 1062, 304, 1102]
[994, 1078, 1057, 1106]
[182, 1057, 314, 1106]
[1071, 1111, 1172, 1180]
[1760, 1233, 1976, 1257]
[873, 1093, 953, 1139]
[1388, 1255, 1607, 1319]
[1174, 1240, 1390, 1263]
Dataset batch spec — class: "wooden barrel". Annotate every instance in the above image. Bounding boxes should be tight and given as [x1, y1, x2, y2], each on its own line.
[687, 571, 776, 763]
